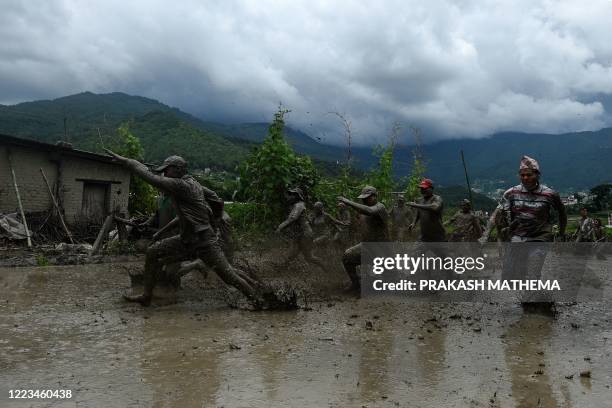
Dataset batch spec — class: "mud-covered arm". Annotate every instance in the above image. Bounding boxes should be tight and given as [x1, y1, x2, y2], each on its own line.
[277, 203, 304, 231]
[324, 212, 350, 227]
[472, 215, 483, 236]
[444, 212, 458, 227]
[338, 197, 379, 216]
[153, 216, 179, 240]
[105, 150, 187, 198]
[407, 196, 442, 213]
[201, 186, 221, 202]
[410, 209, 420, 229]
[140, 212, 157, 227]
[201, 185, 224, 216]
[480, 210, 496, 241]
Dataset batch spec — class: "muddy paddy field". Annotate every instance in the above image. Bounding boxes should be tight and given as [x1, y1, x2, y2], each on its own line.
[1, 249, 611, 408]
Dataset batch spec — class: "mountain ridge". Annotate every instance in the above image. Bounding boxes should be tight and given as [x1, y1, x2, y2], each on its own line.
[1, 91, 611, 193]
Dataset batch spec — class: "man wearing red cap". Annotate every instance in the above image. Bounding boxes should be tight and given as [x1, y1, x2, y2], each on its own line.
[407, 178, 446, 242]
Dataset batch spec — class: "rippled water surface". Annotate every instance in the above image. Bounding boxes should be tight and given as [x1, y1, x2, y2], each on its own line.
[1, 263, 610, 407]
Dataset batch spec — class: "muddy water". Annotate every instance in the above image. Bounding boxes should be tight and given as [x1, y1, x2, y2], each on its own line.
[1, 263, 611, 407]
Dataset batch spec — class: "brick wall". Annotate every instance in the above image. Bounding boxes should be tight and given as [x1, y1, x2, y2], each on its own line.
[0, 145, 131, 224]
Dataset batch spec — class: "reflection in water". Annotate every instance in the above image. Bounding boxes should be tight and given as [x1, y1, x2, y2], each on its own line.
[141, 310, 223, 407]
[504, 314, 558, 408]
[416, 304, 447, 395]
[356, 318, 392, 403]
[253, 311, 304, 402]
[2, 264, 611, 407]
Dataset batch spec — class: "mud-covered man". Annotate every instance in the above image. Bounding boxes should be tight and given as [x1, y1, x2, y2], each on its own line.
[139, 191, 176, 240]
[325, 201, 353, 247]
[338, 186, 389, 291]
[480, 201, 510, 244]
[105, 151, 262, 307]
[407, 179, 446, 242]
[154, 183, 235, 278]
[311, 201, 331, 246]
[276, 187, 327, 271]
[389, 195, 413, 241]
[446, 199, 483, 242]
[573, 207, 595, 242]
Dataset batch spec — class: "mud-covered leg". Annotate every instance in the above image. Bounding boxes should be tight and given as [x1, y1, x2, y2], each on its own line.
[301, 238, 328, 272]
[175, 259, 206, 280]
[278, 241, 301, 267]
[342, 243, 362, 291]
[195, 235, 263, 306]
[124, 235, 185, 306]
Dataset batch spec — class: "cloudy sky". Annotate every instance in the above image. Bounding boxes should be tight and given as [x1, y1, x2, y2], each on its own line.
[2, 0, 612, 145]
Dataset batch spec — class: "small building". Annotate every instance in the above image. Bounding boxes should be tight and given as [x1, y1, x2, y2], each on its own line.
[0, 134, 131, 226]
[561, 196, 578, 206]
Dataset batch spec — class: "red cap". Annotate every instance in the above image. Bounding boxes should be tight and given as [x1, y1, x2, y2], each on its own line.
[418, 178, 433, 189]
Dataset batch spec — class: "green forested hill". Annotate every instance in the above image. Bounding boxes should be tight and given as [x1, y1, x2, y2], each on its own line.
[0, 92, 252, 171]
[437, 185, 497, 211]
[128, 111, 251, 170]
[0, 92, 177, 146]
[2, 92, 612, 193]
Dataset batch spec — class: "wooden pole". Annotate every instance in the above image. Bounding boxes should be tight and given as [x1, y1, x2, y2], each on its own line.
[7, 149, 32, 247]
[460, 150, 474, 207]
[40, 168, 74, 244]
[115, 217, 129, 242]
[91, 214, 115, 255]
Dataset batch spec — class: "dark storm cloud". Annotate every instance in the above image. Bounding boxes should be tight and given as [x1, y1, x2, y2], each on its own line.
[2, 0, 612, 145]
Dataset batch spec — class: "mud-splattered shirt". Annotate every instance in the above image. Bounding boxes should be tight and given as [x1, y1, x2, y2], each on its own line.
[284, 201, 313, 239]
[359, 202, 390, 242]
[310, 213, 329, 238]
[500, 183, 565, 240]
[414, 194, 446, 242]
[575, 217, 595, 241]
[389, 205, 413, 228]
[126, 159, 212, 242]
[448, 211, 482, 241]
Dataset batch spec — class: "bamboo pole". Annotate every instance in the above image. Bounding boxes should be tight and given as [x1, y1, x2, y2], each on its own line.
[460, 150, 474, 207]
[7, 149, 32, 247]
[40, 168, 74, 244]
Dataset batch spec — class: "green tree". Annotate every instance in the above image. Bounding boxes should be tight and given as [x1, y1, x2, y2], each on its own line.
[404, 127, 427, 200]
[590, 183, 612, 211]
[238, 107, 320, 227]
[367, 131, 398, 203]
[311, 169, 361, 213]
[111, 123, 157, 215]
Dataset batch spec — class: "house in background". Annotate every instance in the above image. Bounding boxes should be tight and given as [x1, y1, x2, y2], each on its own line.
[0, 134, 131, 226]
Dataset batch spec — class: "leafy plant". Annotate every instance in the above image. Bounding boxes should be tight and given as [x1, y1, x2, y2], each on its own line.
[404, 127, 427, 201]
[110, 123, 157, 216]
[237, 107, 320, 228]
[590, 184, 612, 211]
[36, 255, 49, 267]
[366, 124, 400, 205]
